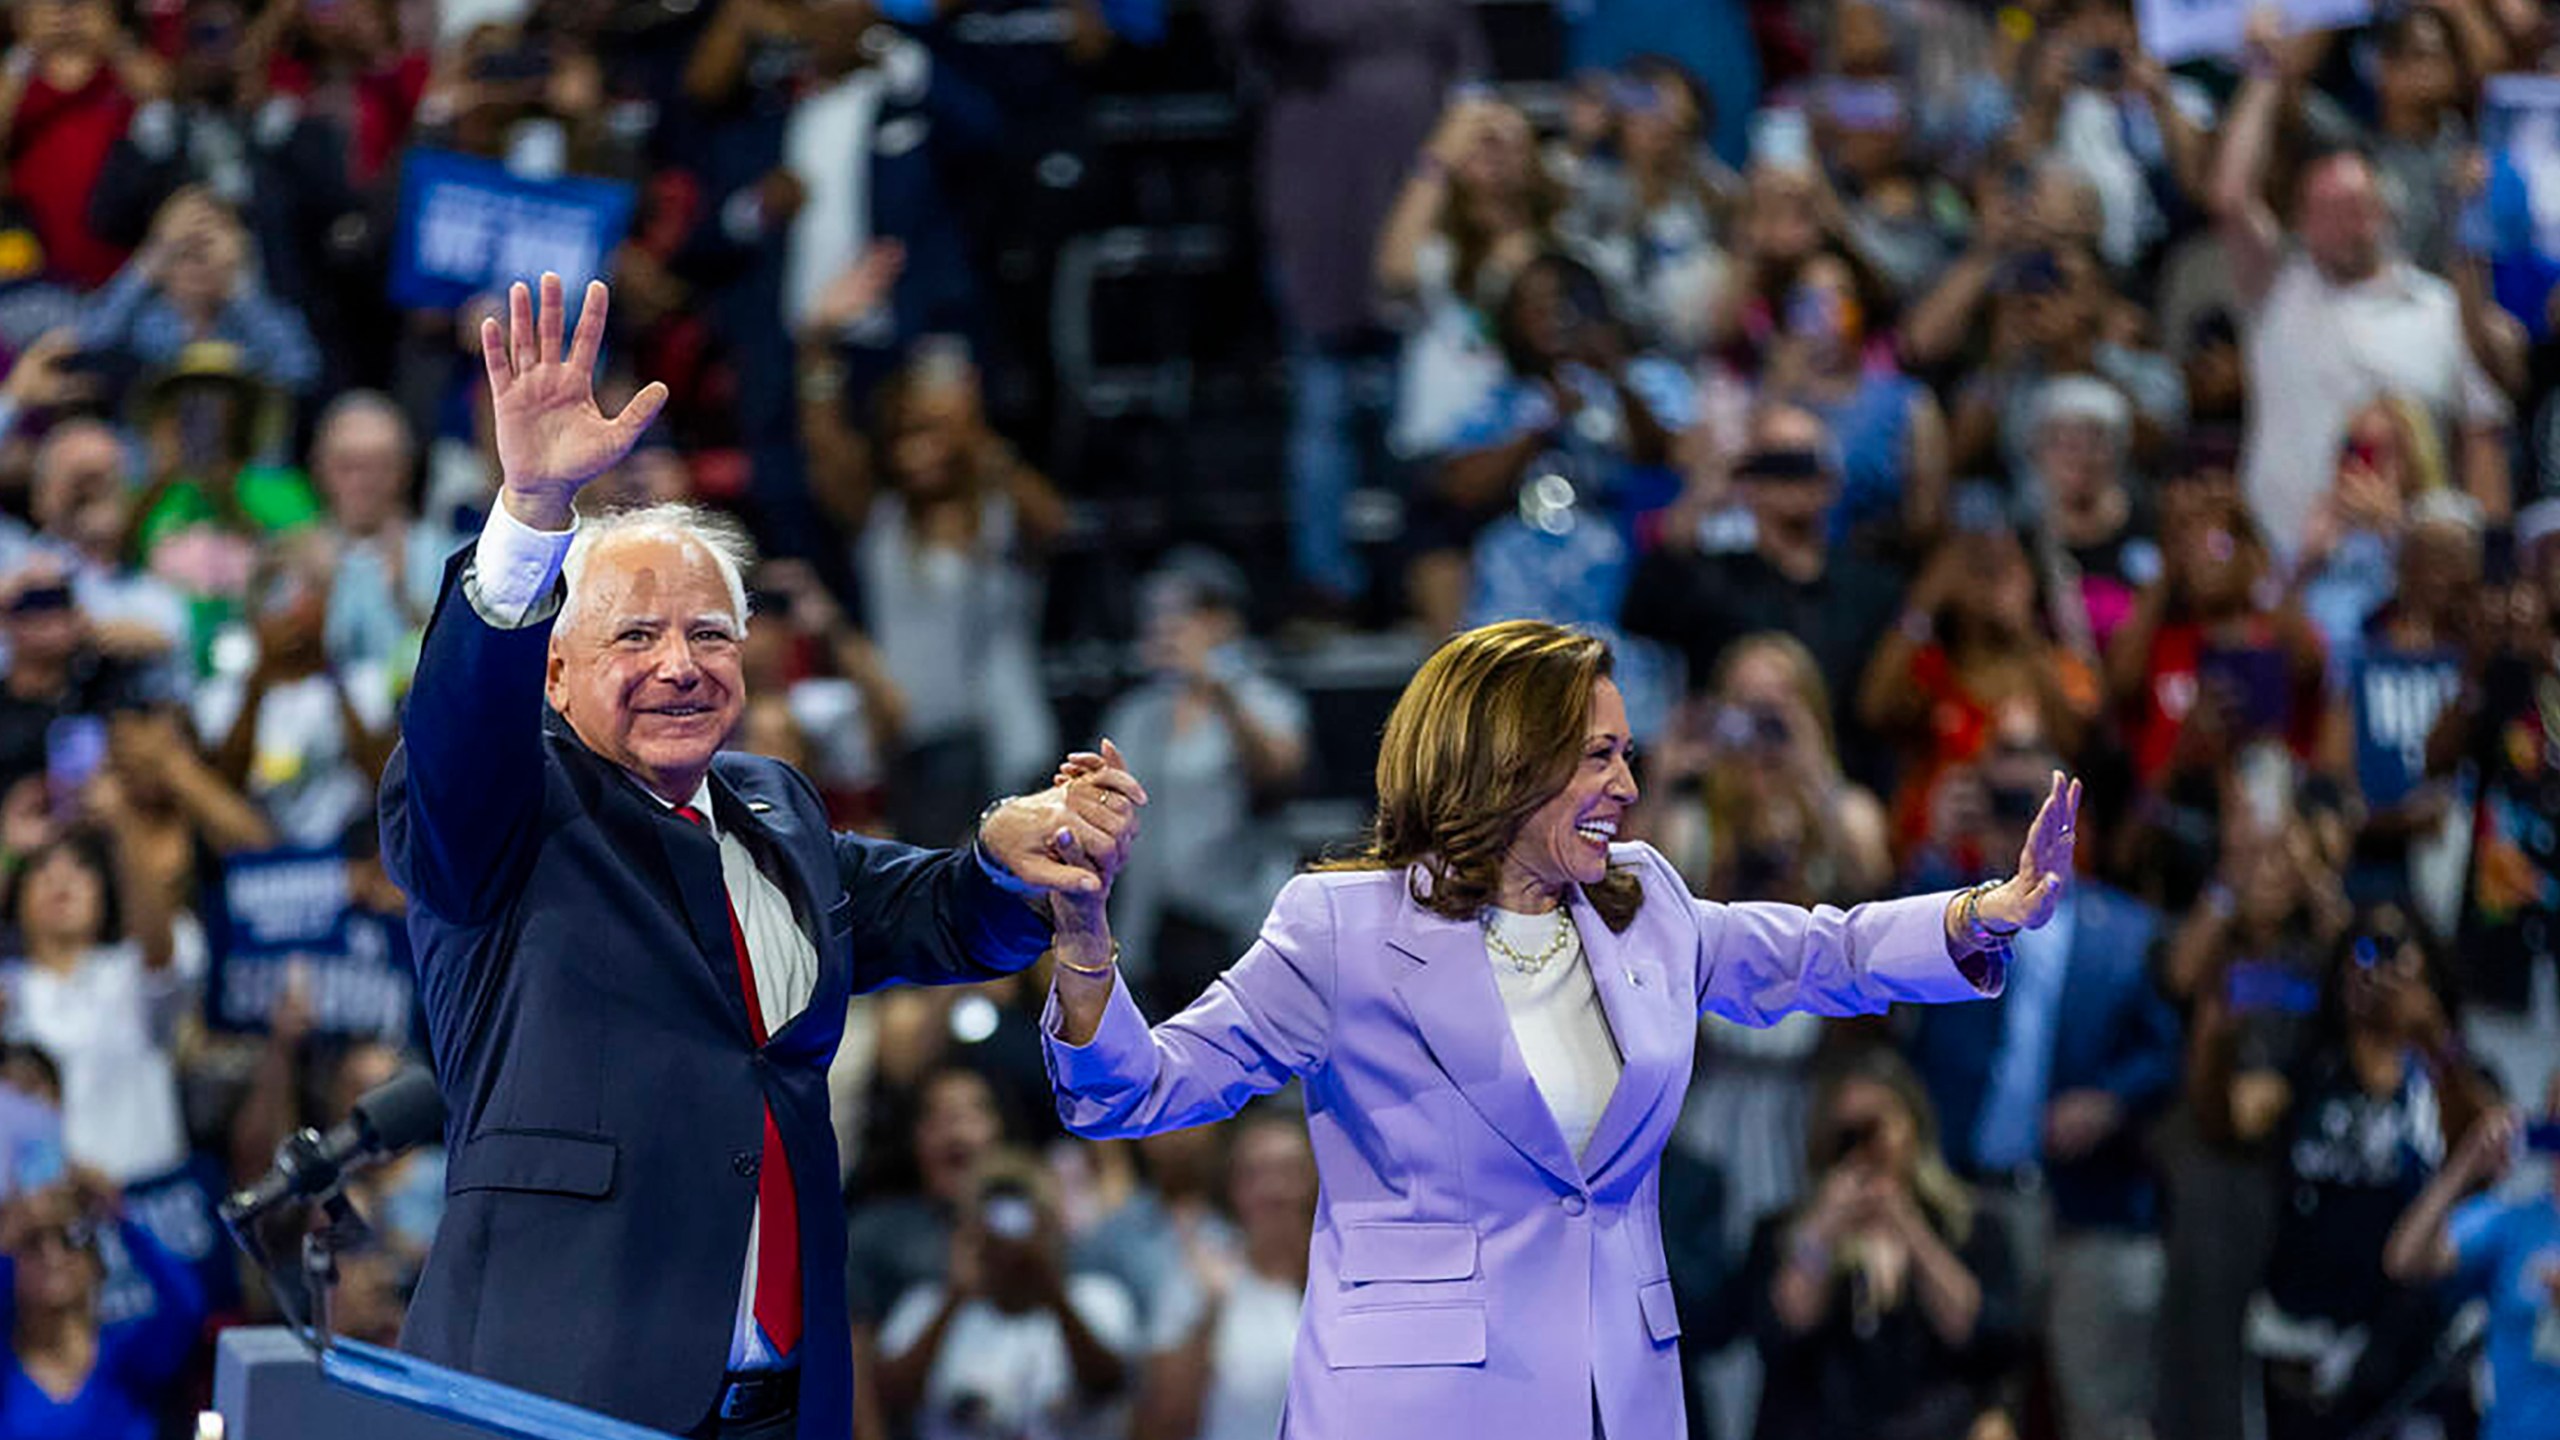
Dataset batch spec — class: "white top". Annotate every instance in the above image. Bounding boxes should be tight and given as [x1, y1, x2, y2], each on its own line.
[467, 503, 819, 1368]
[877, 1274, 1141, 1440]
[2241, 252, 2505, 554]
[192, 662, 394, 849]
[1194, 1266, 1304, 1440]
[1484, 907, 1624, 1162]
[2, 942, 191, 1183]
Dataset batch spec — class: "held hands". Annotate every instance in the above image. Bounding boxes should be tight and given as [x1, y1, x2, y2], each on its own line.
[977, 738, 1148, 935]
[482, 272, 669, 530]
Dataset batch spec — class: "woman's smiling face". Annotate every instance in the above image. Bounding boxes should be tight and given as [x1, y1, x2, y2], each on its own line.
[1504, 679, 1639, 900]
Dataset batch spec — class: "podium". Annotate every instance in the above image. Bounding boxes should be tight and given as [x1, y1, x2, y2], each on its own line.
[213, 1327, 686, 1440]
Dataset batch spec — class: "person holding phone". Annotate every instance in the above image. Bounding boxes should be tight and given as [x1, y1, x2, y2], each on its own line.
[83, 0, 361, 375]
[873, 1152, 1138, 1440]
[1557, 58, 1732, 360]
[2152, 803, 2349, 1440]
[1039, 621, 2078, 1439]
[0, 0, 165, 291]
[2009, 0, 2210, 272]
[2423, 498, 2560, 1093]
[2104, 485, 2328, 792]
[2291, 394, 2455, 674]
[1437, 250, 1698, 641]
[2215, 907, 2496, 1440]
[1859, 519, 2100, 855]
[1746, 1046, 2024, 1440]
[1093, 549, 1309, 1017]
[0, 559, 155, 806]
[1720, 246, 1950, 556]
[0, 1165, 206, 1440]
[837, 344, 1069, 848]
[1376, 94, 1567, 459]
[2383, 1082, 2560, 1440]
[193, 530, 394, 850]
[75, 186, 321, 400]
[1639, 632, 1893, 910]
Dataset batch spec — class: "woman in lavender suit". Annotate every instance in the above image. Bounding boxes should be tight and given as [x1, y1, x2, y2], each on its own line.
[1038, 621, 2080, 1439]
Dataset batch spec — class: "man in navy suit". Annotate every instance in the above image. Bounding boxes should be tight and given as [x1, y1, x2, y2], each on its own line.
[378, 274, 1145, 1440]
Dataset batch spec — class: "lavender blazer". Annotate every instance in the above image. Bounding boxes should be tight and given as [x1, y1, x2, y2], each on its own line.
[1041, 841, 1994, 1440]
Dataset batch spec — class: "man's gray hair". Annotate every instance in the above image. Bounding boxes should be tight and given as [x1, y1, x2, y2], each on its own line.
[2033, 375, 2133, 454]
[559, 503, 757, 636]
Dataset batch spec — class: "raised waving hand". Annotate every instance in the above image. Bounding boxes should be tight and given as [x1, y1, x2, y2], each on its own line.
[482, 272, 669, 530]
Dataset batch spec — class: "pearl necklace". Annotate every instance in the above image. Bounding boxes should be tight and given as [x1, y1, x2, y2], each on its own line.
[1485, 907, 1576, 976]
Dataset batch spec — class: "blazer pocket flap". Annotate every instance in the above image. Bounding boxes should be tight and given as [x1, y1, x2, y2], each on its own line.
[1327, 1304, 1487, 1368]
[451, 1130, 618, 1198]
[1638, 1278, 1681, 1342]
[1339, 1222, 1480, 1282]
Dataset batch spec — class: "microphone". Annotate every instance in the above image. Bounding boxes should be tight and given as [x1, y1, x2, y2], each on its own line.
[220, 1068, 446, 1229]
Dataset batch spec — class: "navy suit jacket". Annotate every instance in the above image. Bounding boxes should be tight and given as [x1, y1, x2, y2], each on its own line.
[1908, 881, 2183, 1231]
[379, 552, 1048, 1440]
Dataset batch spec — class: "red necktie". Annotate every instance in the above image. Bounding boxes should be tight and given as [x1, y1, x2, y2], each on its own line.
[675, 805, 803, 1356]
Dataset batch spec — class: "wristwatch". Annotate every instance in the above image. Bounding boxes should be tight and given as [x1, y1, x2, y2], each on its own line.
[973, 796, 1048, 902]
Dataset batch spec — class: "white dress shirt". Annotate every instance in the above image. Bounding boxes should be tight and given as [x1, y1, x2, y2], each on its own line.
[467, 502, 820, 1368]
[2241, 253, 2505, 554]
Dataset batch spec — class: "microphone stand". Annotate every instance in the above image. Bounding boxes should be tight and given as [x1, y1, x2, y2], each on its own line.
[299, 1189, 376, 1355]
[219, 1134, 378, 1359]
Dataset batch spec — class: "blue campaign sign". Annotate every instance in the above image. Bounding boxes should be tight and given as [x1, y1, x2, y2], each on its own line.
[2350, 647, 2463, 810]
[100, 1156, 243, 1323]
[2482, 75, 2560, 341]
[388, 147, 637, 311]
[204, 848, 416, 1044]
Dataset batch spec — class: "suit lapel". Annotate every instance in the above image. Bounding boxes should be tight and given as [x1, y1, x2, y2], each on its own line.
[1387, 889, 1584, 1193]
[649, 786, 757, 1043]
[708, 765, 849, 1053]
[1572, 892, 1669, 1185]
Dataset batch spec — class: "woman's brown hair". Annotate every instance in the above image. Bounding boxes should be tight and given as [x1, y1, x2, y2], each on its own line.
[1320, 620, 1642, 931]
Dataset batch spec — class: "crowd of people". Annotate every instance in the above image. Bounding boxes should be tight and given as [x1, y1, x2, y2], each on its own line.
[0, 0, 2558, 1434]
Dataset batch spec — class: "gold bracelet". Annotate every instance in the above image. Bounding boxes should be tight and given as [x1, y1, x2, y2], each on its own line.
[1961, 879, 2019, 950]
[1051, 940, 1120, 977]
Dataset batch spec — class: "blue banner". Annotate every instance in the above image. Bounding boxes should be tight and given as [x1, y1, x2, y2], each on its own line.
[2349, 647, 2464, 811]
[2481, 75, 2560, 342]
[204, 848, 415, 1043]
[101, 1156, 242, 1323]
[388, 147, 637, 312]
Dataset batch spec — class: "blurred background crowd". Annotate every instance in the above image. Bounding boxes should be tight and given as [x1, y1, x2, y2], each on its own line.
[2, 0, 2560, 1434]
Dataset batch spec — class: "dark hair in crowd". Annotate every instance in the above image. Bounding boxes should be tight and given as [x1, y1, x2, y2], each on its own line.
[2, 831, 126, 948]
